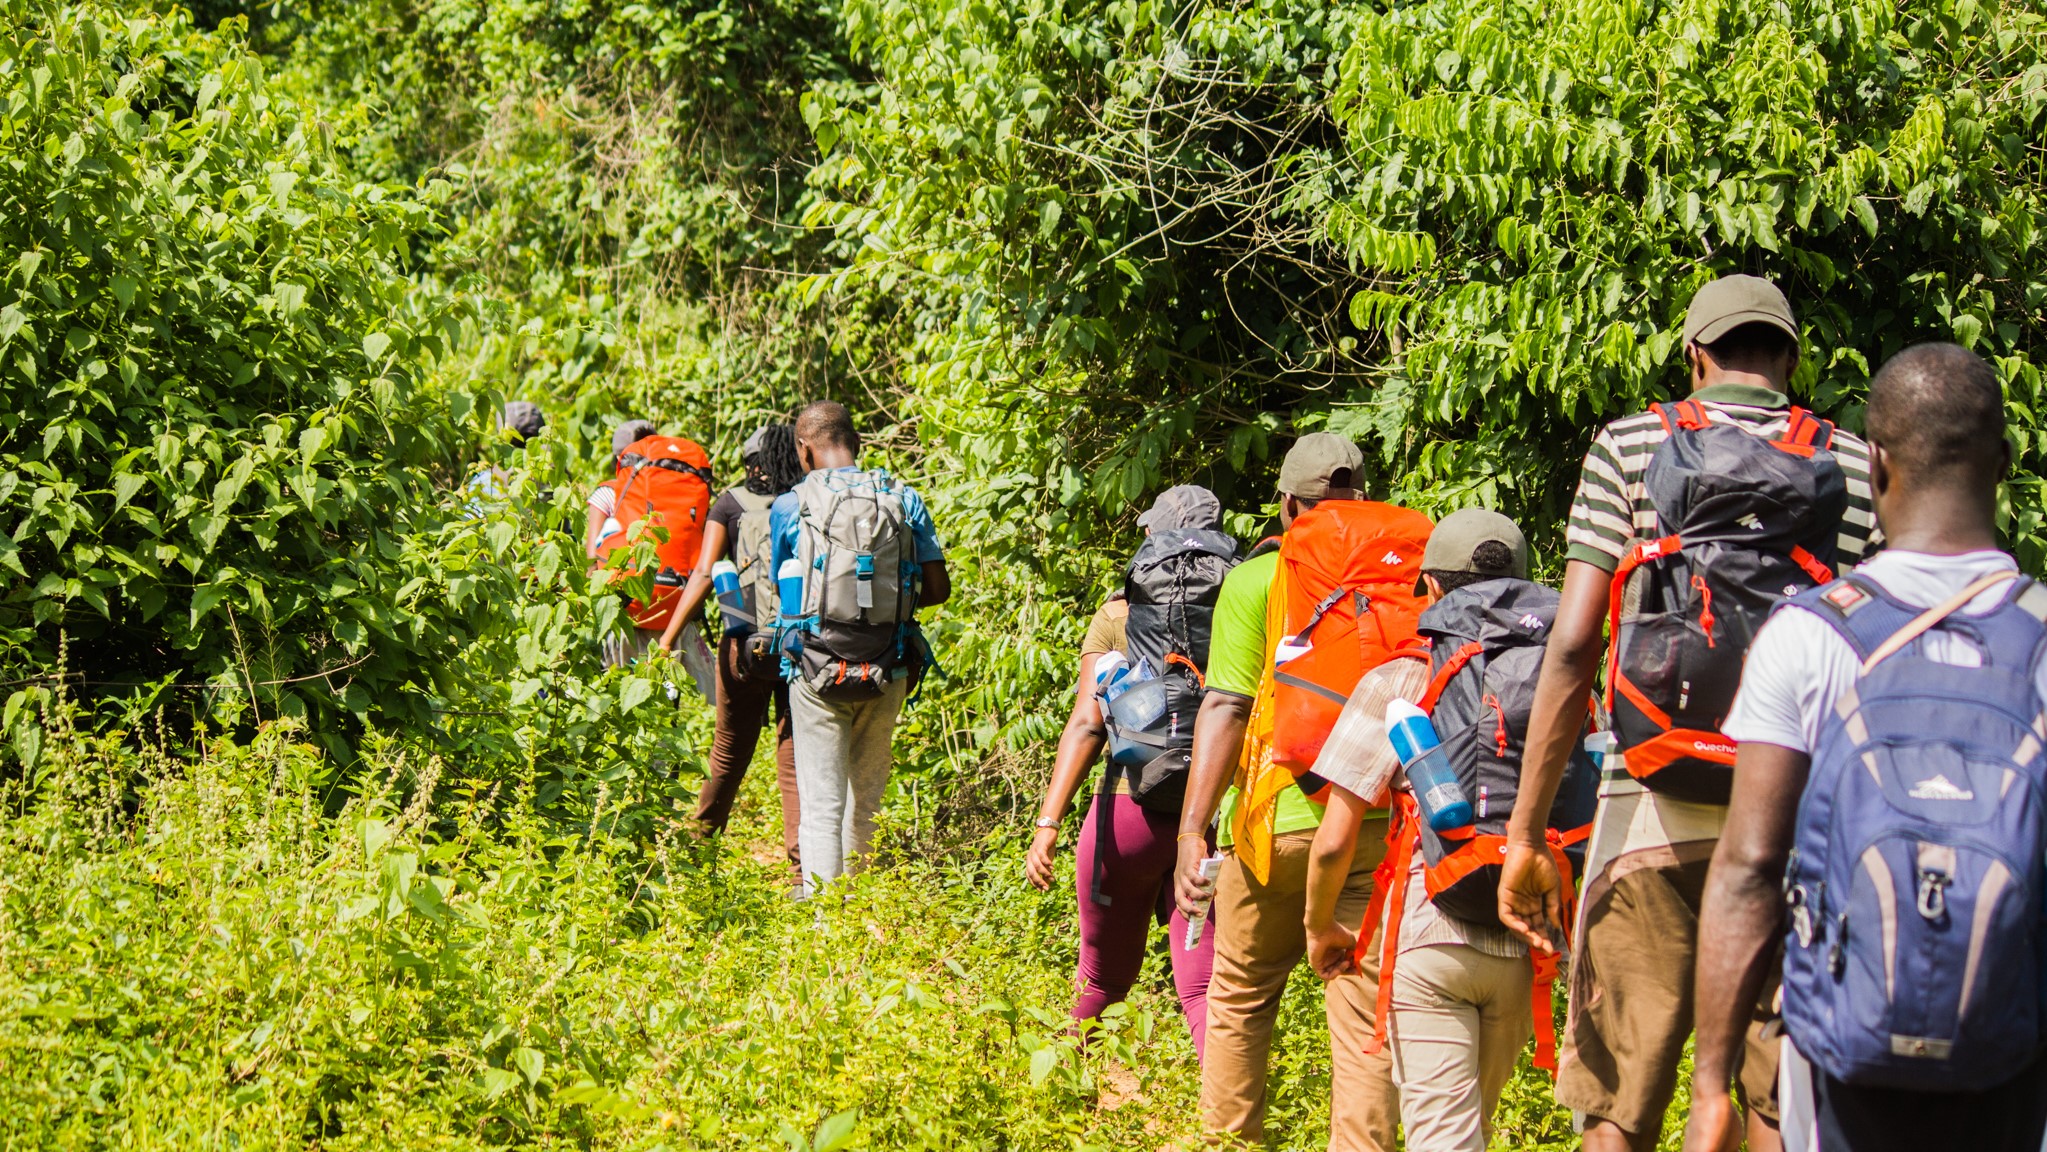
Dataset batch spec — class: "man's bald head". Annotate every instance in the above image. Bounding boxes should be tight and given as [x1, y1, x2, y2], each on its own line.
[795, 400, 860, 455]
[1866, 343, 2005, 488]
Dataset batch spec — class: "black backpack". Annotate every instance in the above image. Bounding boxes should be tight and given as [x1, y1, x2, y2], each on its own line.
[1605, 401, 1846, 802]
[1413, 578, 1600, 926]
[1100, 527, 1239, 812]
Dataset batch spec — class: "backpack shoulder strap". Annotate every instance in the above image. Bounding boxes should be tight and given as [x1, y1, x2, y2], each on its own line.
[1783, 406, 1835, 451]
[1652, 400, 1710, 434]
[1860, 570, 2022, 674]
[729, 485, 775, 513]
[1417, 640, 1485, 714]
[1791, 575, 1903, 663]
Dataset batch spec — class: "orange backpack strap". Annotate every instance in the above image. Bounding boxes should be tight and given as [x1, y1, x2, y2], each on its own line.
[1651, 400, 1711, 435]
[1782, 406, 1834, 450]
[1359, 795, 1420, 1059]
[1528, 825, 1587, 1076]
[1416, 640, 1484, 714]
[1602, 536, 1681, 715]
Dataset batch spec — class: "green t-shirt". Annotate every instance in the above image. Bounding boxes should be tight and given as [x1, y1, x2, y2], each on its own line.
[1203, 550, 1323, 844]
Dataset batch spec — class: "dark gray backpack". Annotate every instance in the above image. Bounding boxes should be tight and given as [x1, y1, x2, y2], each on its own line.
[1414, 578, 1599, 926]
[1101, 528, 1239, 812]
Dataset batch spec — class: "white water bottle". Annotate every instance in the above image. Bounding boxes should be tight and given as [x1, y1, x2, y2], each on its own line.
[1183, 855, 1226, 949]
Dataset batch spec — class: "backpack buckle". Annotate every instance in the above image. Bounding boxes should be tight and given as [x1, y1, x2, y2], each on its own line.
[1786, 883, 1813, 947]
[855, 553, 875, 610]
[1916, 869, 1951, 922]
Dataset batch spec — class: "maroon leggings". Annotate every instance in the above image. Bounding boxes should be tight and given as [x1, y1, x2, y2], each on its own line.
[1072, 791, 1215, 1058]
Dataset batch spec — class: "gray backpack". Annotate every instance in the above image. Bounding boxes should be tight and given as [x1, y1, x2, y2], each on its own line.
[792, 469, 918, 698]
[727, 486, 779, 628]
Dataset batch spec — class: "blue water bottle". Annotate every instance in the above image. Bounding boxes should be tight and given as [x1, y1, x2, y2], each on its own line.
[712, 559, 751, 633]
[1385, 699, 1475, 833]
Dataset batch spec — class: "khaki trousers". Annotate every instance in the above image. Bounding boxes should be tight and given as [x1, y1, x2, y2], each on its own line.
[1201, 823, 1398, 1151]
[1385, 943, 1532, 1152]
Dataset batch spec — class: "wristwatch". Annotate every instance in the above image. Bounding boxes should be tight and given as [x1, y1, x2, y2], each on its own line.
[1033, 816, 1060, 830]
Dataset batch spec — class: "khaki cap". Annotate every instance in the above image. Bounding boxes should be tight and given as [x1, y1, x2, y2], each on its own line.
[1416, 508, 1527, 594]
[1684, 274, 1797, 347]
[1277, 433, 1364, 500]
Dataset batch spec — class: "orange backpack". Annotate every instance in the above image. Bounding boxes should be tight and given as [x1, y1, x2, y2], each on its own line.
[1268, 500, 1434, 794]
[594, 435, 715, 629]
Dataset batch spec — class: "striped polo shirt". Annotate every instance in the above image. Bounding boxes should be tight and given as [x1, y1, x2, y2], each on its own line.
[1564, 384, 1882, 572]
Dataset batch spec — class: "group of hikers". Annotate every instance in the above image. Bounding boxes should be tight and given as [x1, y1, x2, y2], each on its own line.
[517, 401, 950, 894]
[518, 273, 2044, 1152]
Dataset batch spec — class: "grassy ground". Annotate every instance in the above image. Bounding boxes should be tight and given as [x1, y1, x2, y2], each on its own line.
[0, 711, 1686, 1149]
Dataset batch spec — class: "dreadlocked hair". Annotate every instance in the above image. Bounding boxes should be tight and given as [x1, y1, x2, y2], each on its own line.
[744, 423, 805, 496]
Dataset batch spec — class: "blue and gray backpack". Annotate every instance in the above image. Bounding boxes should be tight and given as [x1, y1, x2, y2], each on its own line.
[1782, 570, 2047, 1090]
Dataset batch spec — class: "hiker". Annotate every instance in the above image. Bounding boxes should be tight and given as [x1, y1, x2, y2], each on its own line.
[773, 401, 949, 896]
[1494, 275, 1880, 1152]
[590, 427, 720, 698]
[1304, 509, 1598, 1152]
[585, 419, 658, 559]
[1025, 485, 1238, 1056]
[1686, 344, 2047, 1152]
[655, 424, 809, 878]
[465, 401, 546, 514]
[1172, 432, 1429, 1151]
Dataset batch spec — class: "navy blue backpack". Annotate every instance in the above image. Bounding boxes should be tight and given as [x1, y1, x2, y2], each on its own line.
[1782, 570, 2047, 1090]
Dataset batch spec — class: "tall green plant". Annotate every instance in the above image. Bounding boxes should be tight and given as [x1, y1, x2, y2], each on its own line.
[0, 2, 478, 755]
[1325, 0, 2047, 556]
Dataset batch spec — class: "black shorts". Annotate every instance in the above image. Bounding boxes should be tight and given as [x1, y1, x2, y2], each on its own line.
[1815, 1050, 2047, 1151]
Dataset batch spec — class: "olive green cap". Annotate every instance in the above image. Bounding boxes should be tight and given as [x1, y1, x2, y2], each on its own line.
[1277, 433, 1364, 500]
[1416, 508, 1528, 594]
[1684, 274, 1797, 347]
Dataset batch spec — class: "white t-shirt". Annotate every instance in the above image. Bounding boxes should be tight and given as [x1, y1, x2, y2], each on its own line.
[1723, 549, 2044, 752]
[587, 484, 618, 517]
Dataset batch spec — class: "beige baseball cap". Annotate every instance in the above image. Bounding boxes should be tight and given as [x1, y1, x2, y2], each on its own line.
[1416, 508, 1528, 594]
[1277, 433, 1364, 500]
[1684, 274, 1797, 347]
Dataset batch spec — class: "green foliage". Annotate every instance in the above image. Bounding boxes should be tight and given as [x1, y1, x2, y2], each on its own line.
[0, 2, 487, 755]
[0, 710, 1222, 1149]
[807, 0, 1376, 538]
[268, 0, 850, 295]
[1323, 0, 2047, 555]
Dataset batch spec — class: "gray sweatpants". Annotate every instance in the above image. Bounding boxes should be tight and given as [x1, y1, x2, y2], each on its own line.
[790, 675, 908, 896]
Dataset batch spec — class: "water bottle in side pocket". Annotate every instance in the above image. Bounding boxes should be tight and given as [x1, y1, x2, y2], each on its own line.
[1386, 699, 1474, 834]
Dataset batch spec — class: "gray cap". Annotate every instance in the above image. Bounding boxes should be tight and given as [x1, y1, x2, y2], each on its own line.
[498, 401, 545, 444]
[1417, 508, 1528, 594]
[1137, 484, 1223, 532]
[1277, 433, 1364, 500]
[611, 420, 657, 454]
[741, 424, 777, 460]
[1684, 274, 1797, 347]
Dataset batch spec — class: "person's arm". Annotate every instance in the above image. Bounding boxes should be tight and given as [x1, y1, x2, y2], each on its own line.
[1026, 652, 1106, 890]
[919, 559, 952, 608]
[1173, 691, 1252, 915]
[584, 503, 608, 560]
[656, 521, 727, 652]
[1681, 741, 1809, 1152]
[1498, 558, 1611, 951]
[1305, 785, 1373, 979]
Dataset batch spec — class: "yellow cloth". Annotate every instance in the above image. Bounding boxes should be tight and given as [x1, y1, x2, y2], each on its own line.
[1231, 553, 1296, 882]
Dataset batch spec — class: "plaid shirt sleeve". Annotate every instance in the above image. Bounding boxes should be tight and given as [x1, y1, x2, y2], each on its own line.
[1311, 656, 1432, 803]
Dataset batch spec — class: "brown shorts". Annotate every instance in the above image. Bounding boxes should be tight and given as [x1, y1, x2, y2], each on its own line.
[1556, 844, 1781, 1136]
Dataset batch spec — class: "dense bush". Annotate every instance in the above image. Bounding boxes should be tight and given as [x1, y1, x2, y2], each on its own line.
[1324, 0, 2047, 547]
[0, 3, 493, 759]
